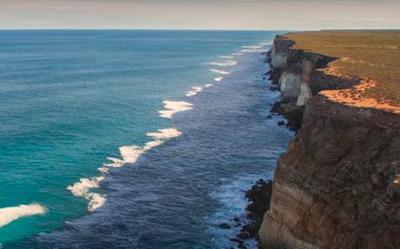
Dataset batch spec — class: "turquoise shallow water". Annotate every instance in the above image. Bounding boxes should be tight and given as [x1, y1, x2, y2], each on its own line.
[0, 30, 289, 248]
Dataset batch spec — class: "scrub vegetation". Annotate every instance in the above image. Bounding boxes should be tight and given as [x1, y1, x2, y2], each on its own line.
[284, 31, 400, 106]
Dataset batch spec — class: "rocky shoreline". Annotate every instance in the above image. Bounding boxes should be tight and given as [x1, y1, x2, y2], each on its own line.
[255, 33, 400, 249]
[229, 180, 273, 249]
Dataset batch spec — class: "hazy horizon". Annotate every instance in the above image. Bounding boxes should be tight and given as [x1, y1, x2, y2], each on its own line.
[1, 0, 399, 30]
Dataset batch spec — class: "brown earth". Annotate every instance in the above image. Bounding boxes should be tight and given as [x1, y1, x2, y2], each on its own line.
[259, 31, 400, 249]
[284, 31, 400, 110]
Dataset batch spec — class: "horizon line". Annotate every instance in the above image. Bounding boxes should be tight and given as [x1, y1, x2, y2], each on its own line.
[0, 28, 399, 32]
[0, 28, 290, 31]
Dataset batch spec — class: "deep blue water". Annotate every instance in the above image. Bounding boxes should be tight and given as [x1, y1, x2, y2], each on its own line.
[0, 30, 292, 248]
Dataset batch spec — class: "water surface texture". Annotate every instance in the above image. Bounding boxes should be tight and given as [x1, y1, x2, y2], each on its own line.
[0, 30, 291, 248]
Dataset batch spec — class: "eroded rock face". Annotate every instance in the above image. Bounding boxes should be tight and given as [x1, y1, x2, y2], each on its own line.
[279, 72, 301, 98]
[296, 82, 312, 106]
[270, 36, 293, 69]
[260, 36, 400, 249]
[296, 60, 313, 106]
[261, 96, 400, 249]
[271, 50, 288, 69]
[268, 36, 336, 131]
[268, 36, 293, 88]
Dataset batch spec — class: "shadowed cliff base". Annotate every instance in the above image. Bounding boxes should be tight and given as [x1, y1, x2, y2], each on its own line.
[259, 31, 400, 249]
[230, 180, 273, 249]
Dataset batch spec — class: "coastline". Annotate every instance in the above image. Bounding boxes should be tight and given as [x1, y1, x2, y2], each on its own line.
[0, 30, 283, 248]
[66, 42, 273, 214]
[20, 37, 294, 249]
[257, 32, 400, 249]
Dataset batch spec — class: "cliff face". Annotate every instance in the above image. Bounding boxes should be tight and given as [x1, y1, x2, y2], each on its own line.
[260, 35, 400, 249]
[269, 36, 359, 107]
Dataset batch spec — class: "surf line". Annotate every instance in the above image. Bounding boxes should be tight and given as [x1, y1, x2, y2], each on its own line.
[210, 69, 229, 75]
[66, 41, 270, 212]
[209, 60, 237, 67]
[186, 86, 203, 97]
[68, 101, 193, 212]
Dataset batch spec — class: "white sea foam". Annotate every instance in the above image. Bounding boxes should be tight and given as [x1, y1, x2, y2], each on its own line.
[159, 100, 193, 119]
[120, 145, 145, 164]
[68, 103, 186, 213]
[219, 55, 234, 59]
[104, 129, 182, 169]
[103, 145, 146, 168]
[208, 173, 273, 248]
[241, 49, 263, 53]
[209, 60, 237, 67]
[68, 177, 103, 197]
[146, 128, 182, 140]
[258, 41, 272, 46]
[143, 140, 164, 150]
[0, 203, 47, 228]
[232, 52, 244, 56]
[68, 126, 183, 211]
[88, 193, 106, 212]
[241, 45, 263, 49]
[66, 47, 246, 213]
[98, 166, 109, 174]
[67, 176, 106, 211]
[210, 69, 229, 75]
[240, 44, 265, 53]
[186, 86, 203, 97]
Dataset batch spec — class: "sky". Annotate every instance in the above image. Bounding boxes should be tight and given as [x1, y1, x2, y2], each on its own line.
[0, 0, 399, 30]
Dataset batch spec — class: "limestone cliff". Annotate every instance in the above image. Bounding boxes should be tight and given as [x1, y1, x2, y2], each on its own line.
[259, 34, 400, 249]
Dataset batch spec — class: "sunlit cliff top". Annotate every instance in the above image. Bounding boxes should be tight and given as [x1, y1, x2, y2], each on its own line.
[283, 31, 400, 113]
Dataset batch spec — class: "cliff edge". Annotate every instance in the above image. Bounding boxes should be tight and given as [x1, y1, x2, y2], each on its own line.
[260, 31, 400, 249]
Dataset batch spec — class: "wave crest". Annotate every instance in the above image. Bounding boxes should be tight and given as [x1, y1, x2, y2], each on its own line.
[210, 69, 229, 75]
[209, 60, 237, 67]
[146, 128, 182, 140]
[0, 203, 47, 228]
[67, 176, 105, 212]
[159, 101, 193, 119]
[186, 86, 203, 97]
[219, 55, 234, 59]
[67, 127, 183, 212]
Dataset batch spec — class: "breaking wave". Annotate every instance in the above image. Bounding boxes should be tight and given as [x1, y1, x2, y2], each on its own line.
[67, 97, 192, 212]
[239, 43, 270, 53]
[210, 69, 229, 75]
[219, 55, 234, 59]
[241, 45, 263, 49]
[186, 86, 203, 97]
[0, 204, 47, 228]
[66, 39, 270, 216]
[67, 127, 183, 212]
[209, 60, 237, 67]
[232, 52, 244, 56]
[159, 101, 193, 119]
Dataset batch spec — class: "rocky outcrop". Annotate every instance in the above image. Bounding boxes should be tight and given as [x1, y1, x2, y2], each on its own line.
[269, 36, 293, 69]
[268, 36, 347, 130]
[259, 35, 400, 249]
[231, 180, 273, 248]
[267, 36, 292, 87]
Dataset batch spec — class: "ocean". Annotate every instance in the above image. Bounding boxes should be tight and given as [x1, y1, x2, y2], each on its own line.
[0, 30, 292, 248]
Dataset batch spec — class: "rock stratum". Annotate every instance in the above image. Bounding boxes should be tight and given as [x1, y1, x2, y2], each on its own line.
[259, 31, 400, 249]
